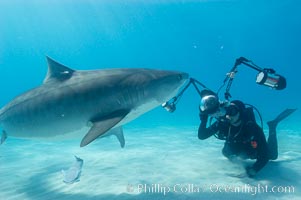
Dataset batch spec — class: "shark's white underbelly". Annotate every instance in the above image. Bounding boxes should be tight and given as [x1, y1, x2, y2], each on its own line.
[118, 99, 160, 126]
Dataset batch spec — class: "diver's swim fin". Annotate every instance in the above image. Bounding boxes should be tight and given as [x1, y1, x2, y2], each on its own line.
[267, 108, 297, 128]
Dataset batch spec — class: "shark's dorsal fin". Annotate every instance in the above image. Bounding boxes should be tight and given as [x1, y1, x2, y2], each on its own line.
[44, 56, 75, 83]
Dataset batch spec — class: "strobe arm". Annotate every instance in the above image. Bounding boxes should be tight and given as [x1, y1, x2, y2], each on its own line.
[162, 78, 208, 112]
[222, 57, 286, 100]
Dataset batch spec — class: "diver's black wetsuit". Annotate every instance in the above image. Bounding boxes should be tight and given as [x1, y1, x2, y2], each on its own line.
[198, 114, 271, 174]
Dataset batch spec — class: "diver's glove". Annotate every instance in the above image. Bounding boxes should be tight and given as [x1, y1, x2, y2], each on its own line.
[246, 166, 257, 178]
[199, 111, 208, 121]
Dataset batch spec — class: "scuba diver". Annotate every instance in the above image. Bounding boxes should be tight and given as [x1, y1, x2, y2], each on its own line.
[162, 57, 296, 178]
[198, 89, 296, 178]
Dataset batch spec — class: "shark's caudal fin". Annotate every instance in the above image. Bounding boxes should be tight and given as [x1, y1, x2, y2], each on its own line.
[44, 57, 75, 83]
[80, 109, 130, 147]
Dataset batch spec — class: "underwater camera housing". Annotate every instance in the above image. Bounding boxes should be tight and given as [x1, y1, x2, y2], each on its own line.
[162, 101, 176, 113]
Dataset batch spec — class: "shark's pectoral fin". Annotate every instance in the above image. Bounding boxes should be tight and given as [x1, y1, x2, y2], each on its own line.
[80, 109, 129, 147]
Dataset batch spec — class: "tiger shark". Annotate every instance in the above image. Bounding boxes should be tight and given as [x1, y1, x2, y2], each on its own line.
[0, 57, 188, 147]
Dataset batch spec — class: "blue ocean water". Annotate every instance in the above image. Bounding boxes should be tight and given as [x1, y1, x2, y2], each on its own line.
[0, 1, 300, 200]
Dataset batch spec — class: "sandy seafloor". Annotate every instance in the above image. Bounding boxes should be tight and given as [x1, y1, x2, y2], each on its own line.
[0, 125, 300, 200]
[0, 1, 301, 199]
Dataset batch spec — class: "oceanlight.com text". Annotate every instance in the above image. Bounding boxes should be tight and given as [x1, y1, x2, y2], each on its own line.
[126, 183, 295, 196]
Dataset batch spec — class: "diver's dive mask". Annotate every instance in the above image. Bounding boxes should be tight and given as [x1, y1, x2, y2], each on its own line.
[225, 104, 240, 116]
[224, 103, 243, 126]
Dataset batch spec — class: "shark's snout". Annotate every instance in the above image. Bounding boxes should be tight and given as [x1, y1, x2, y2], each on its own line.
[174, 72, 189, 87]
[178, 72, 189, 81]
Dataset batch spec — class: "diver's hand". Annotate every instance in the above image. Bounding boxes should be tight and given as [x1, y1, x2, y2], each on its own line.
[199, 112, 208, 121]
[246, 166, 257, 178]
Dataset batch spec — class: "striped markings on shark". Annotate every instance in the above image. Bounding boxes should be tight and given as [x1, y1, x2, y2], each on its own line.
[0, 57, 188, 147]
